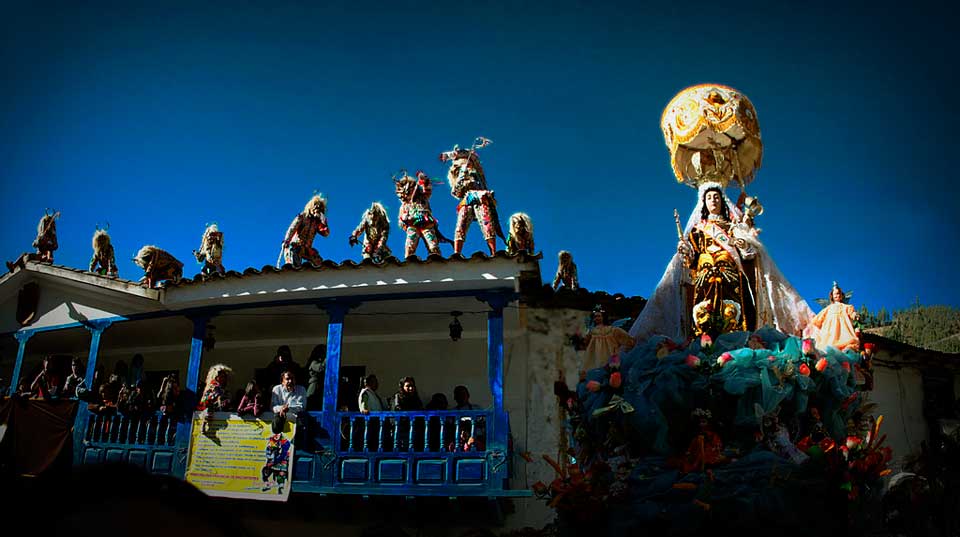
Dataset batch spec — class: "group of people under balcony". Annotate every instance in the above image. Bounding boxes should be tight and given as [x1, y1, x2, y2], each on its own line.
[357, 375, 480, 414]
[355, 375, 485, 452]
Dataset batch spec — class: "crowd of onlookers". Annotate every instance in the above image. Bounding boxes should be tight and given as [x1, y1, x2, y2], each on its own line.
[7, 344, 487, 452]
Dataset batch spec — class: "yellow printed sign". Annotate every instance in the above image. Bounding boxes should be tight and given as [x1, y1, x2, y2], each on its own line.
[185, 411, 296, 501]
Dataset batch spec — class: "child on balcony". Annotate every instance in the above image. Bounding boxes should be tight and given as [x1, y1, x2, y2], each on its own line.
[237, 380, 265, 417]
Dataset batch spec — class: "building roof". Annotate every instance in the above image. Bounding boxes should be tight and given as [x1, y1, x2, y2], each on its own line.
[169, 250, 543, 287]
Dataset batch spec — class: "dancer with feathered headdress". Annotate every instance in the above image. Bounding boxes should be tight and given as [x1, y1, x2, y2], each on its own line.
[279, 194, 329, 267]
[505, 212, 534, 255]
[33, 210, 60, 263]
[134, 245, 183, 288]
[439, 137, 505, 255]
[194, 223, 225, 276]
[90, 225, 118, 278]
[394, 170, 452, 258]
[349, 202, 392, 263]
[7, 209, 61, 271]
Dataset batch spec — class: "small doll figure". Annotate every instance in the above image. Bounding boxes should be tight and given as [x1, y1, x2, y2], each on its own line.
[33, 210, 60, 263]
[262, 416, 291, 494]
[552, 250, 579, 291]
[197, 364, 233, 433]
[810, 281, 860, 352]
[796, 406, 832, 452]
[279, 194, 330, 267]
[581, 305, 635, 371]
[193, 223, 225, 276]
[759, 405, 808, 464]
[859, 342, 875, 390]
[89, 226, 118, 278]
[349, 202, 392, 263]
[439, 137, 505, 255]
[505, 212, 535, 255]
[679, 408, 727, 473]
[134, 245, 184, 288]
[395, 170, 452, 258]
[237, 380, 265, 417]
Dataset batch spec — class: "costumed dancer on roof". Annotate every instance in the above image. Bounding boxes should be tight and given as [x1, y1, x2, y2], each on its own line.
[552, 250, 579, 291]
[6, 210, 61, 271]
[394, 170, 452, 258]
[349, 202, 392, 263]
[134, 245, 183, 288]
[505, 212, 535, 255]
[194, 223, 225, 276]
[89, 225, 118, 278]
[280, 194, 330, 267]
[439, 137, 505, 255]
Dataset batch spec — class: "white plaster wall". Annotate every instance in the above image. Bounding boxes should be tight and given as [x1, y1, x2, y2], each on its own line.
[871, 365, 927, 470]
[503, 306, 589, 530]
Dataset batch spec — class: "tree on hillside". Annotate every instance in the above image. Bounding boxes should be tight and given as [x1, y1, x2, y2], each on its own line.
[885, 304, 960, 354]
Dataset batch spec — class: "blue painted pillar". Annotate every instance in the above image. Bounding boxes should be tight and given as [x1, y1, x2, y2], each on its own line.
[74, 321, 112, 466]
[82, 321, 112, 390]
[321, 303, 350, 437]
[8, 331, 34, 395]
[173, 315, 210, 479]
[483, 293, 509, 491]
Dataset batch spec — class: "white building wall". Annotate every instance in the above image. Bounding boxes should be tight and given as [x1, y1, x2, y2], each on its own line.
[871, 364, 928, 469]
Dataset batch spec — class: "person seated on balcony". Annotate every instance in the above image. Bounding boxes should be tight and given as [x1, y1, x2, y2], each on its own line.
[237, 380, 265, 417]
[448, 428, 478, 452]
[453, 385, 481, 410]
[62, 357, 85, 399]
[157, 374, 180, 416]
[260, 345, 304, 394]
[392, 376, 423, 411]
[305, 344, 325, 410]
[358, 374, 385, 413]
[30, 356, 61, 399]
[113, 360, 129, 387]
[93, 374, 122, 415]
[119, 381, 147, 417]
[271, 370, 306, 419]
[128, 353, 145, 387]
[425, 393, 448, 411]
[453, 385, 485, 450]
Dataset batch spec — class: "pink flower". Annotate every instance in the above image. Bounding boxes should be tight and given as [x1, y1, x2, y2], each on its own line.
[609, 372, 622, 389]
[801, 339, 816, 356]
[608, 353, 621, 369]
[685, 354, 701, 368]
[586, 381, 602, 392]
[700, 333, 713, 348]
[716, 352, 733, 367]
[799, 363, 811, 376]
[815, 358, 828, 372]
[767, 355, 776, 362]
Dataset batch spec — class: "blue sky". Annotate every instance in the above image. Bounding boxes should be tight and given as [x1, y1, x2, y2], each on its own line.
[1, 2, 956, 313]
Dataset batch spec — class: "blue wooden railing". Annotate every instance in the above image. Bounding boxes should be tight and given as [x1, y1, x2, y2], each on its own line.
[74, 407, 181, 475]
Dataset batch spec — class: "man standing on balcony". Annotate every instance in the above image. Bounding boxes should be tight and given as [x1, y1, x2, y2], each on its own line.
[358, 375, 384, 413]
[271, 371, 306, 420]
[453, 385, 480, 410]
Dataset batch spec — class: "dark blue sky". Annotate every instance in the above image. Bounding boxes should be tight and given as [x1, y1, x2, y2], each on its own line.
[2, 2, 956, 313]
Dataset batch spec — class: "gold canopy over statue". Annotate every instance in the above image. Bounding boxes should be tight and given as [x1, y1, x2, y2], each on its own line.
[661, 84, 763, 190]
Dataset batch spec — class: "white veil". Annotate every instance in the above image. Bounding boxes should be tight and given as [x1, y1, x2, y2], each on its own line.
[628, 183, 814, 342]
